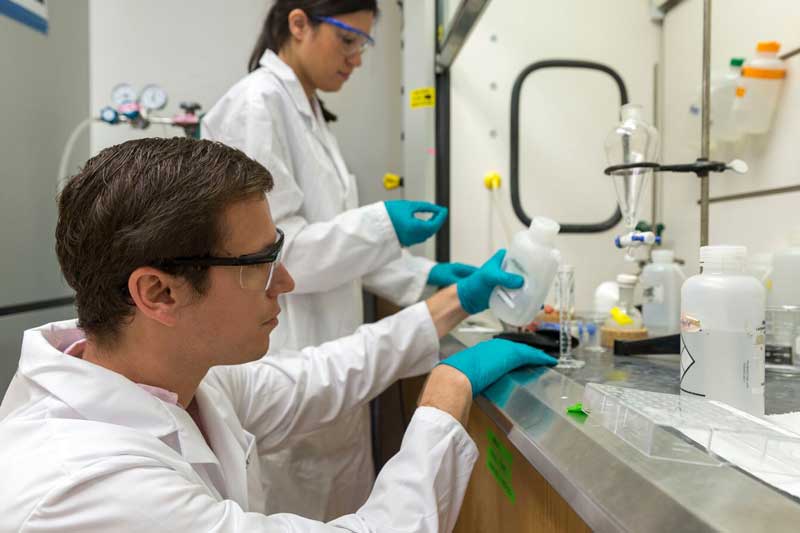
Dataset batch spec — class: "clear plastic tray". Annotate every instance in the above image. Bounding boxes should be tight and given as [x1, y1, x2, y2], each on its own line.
[583, 383, 800, 476]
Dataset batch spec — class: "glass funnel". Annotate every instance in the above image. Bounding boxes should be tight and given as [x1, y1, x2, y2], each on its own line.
[604, 104, 660, 230]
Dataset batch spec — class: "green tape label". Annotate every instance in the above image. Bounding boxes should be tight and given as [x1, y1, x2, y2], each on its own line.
[486, 429, 515, 503]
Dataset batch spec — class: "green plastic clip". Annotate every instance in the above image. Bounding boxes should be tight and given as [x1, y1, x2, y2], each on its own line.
[567, 402, 586, 415]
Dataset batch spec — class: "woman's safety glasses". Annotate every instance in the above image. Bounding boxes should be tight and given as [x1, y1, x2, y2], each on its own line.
[159, 228, 284, 292]
[313, 16, 375, 57]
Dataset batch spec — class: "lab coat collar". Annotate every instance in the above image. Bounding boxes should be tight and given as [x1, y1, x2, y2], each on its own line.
[259, 49, 318, 120]
[17, 320, 218, 466]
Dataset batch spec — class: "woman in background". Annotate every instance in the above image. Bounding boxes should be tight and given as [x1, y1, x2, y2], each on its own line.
[202, 0, 476, 521]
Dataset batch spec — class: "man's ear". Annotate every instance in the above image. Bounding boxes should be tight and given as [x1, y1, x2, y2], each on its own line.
[127, 267, 183, 327]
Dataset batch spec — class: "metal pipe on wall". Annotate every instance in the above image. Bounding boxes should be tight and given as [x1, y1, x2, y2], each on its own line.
[699, 0, 712, 246]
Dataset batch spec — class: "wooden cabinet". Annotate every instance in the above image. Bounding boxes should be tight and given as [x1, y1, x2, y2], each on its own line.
[453, 406, 591, 533]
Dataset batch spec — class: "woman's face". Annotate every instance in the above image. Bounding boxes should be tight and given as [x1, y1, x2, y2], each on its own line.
[293, 10, 375, 93]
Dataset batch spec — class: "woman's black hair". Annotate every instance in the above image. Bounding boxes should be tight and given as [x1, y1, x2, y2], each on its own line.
[249, 1, 379, 122]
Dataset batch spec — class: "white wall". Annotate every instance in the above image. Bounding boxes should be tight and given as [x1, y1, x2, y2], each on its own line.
[448, 0, 659, 309]
[0, 0, 89, 393]
[89, 0, 403, 206]
[661, 0, 800, 273]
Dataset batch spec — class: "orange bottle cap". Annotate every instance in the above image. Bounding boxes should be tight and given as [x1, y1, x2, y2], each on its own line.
[756, 41, 781, 53]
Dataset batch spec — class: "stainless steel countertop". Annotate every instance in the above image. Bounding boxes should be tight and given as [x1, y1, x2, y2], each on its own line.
[444, 327, 800, 532]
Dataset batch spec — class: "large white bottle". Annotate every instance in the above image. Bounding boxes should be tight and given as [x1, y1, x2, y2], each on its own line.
[489, 216, 561, 327]
[734, 41, 786, 135]
[640, 250, 685, 333]
[680, 246, 766, 415]
[768, 228, 800, 309]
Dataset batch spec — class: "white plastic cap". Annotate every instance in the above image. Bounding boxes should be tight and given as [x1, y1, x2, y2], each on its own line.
[651, 249, 675, 264]
[616, 273, 638, 287]
[558, 263, 574, 273]
[700, 245, 746, 270]
[529, 216, 560, 245]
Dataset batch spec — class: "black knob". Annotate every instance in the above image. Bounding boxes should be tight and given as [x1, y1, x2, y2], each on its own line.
[180, 102, 202, 115]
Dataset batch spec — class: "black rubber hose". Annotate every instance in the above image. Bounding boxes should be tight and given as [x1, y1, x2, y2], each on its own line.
[510, 59, 629, 233]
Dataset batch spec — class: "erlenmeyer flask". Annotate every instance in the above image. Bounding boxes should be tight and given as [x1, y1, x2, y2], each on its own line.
[604, 104, 659, 230]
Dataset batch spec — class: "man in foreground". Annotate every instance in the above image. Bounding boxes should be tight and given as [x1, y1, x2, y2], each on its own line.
[0, 138, 555, 531]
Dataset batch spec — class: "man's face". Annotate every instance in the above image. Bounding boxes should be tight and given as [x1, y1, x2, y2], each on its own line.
[179, 194, 294, 366]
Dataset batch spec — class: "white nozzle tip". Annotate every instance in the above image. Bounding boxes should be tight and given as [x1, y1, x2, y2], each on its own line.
[728, 159, 749, 174]
[616, 273, 638, 286]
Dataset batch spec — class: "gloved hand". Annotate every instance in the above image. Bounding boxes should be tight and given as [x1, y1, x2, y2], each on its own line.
[384, 200, 448, 247]
[427, 262, 478, 287]
[456, 249, 523, 314]
[440, 339, 557, 397]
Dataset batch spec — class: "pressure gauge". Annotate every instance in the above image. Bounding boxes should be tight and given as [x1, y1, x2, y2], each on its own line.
[110, 83, 137, 106]
[99, 106, 120, 124]
[139, 84, 168, 111]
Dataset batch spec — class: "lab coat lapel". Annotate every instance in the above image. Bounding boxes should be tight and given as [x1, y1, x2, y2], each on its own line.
[259, 49, 353, 196]
[312, 107, 356, 195]
[194, 382, 255, 509]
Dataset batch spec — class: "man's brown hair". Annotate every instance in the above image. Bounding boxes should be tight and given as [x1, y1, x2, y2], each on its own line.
[56, 137, 273, 345]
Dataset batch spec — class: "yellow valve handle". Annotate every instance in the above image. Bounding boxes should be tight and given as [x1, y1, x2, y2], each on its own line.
[383, 173, 403, 190]
[610, 306, 633, 326]
[484, 172, 502, 190]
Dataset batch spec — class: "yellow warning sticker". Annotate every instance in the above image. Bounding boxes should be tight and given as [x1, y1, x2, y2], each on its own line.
[410, 87, 436, 109]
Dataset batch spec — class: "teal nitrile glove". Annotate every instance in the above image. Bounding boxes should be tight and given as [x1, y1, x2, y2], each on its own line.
[440, 339, 557, 397]
[427, 262, 478, 287]
[455, 249, 523, 314]
[384, 200, 448, 247]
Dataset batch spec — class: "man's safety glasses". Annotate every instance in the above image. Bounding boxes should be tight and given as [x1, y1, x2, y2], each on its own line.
[159, 228, 284, 292]
[313, 16, 375, 57]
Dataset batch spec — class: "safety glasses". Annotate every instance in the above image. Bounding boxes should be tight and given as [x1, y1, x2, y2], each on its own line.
[159, 228, 284, 292]
[313, 15, 375, 57]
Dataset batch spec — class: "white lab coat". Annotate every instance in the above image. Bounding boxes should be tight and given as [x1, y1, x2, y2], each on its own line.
[0, 303, 478, 532]
[202, 50, 436, 519]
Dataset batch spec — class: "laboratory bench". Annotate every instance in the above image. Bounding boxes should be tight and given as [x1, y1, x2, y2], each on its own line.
[444, 326, 800, 533]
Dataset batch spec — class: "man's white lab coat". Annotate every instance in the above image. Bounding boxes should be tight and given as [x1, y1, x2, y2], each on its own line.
[0, 303, 477, 532]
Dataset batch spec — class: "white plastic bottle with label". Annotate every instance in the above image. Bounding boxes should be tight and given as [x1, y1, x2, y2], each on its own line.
[768, 228, 800, 308]
[680, 246, 766, 415]
[734, 41, 786, 135]
[489, 216, 561, 327]
[640, 250, 685, 333]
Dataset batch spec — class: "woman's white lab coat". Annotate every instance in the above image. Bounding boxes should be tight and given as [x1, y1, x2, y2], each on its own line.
[202, 50, 435, 519]
[0, 303, 477, 532]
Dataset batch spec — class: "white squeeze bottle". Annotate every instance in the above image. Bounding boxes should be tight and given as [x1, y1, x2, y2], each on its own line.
[711, 57, 745, 142]
[640, 249, 685, 333]
[489, 216, 561, 326]
[680, 246, 766, 415]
